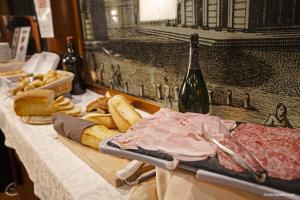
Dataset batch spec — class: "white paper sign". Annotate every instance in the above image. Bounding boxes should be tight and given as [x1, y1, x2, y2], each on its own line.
[139, 0, 177, 22]
[11, 28, 21, 58]
[15, 27, 31, 61]
[34, 0, 54, 38]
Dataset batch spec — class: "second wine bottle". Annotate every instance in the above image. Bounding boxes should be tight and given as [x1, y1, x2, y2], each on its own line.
[62, 36, 86, 95]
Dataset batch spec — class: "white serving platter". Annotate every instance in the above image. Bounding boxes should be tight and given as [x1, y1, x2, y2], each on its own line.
[100, 138, 299, 200]
[196, 169, 299, 200]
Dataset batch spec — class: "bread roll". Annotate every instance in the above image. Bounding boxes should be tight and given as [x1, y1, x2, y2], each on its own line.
[24, 84, 35, 91]
[48, 70, 57, 77]
[81, 113, 117, 129]
[108, 95, 142, 132]
[45, 77, 57, 84]
[11, 85, 24, 95]
[30, 80, 43, 87]
[81, 125, 119, 149]
[33, 73, 44, 80]
[14, 89, 57, 116]
[20, 78, 30, 87]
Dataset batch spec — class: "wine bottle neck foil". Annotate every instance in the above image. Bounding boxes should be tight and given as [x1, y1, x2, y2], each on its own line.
[188, 46, 200, 70]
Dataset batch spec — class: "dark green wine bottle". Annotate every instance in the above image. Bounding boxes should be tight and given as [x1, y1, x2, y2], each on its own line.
[178, 33, 209, 114]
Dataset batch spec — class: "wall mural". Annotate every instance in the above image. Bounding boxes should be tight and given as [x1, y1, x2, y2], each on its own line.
[79, 0, 300, 129]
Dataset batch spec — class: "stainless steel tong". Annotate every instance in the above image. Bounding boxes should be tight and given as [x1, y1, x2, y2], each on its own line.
[202, 123, 267, 183]
[123, 169, 156, 186]
[219, 122, 267, 172]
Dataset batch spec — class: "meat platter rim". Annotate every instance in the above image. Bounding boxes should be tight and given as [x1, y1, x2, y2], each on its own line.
[105, 139, 300, 195]
[100, 138, 177, 170]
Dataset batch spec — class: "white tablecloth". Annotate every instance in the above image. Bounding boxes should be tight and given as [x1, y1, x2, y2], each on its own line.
[0, 90, 129, 200]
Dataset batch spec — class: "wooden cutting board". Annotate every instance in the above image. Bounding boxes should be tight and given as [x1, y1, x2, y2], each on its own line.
[21, 116, 53, 125]
[58, 135, 130, 187]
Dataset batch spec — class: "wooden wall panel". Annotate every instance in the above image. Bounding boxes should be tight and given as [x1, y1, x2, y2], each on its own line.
[0, 16, 12, 43]
[28, 17, 42, 53]
[46, 0, 84, 58]
[0, 0, 10, 15]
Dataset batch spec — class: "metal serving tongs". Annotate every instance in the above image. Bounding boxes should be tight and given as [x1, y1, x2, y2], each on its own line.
[123, 169, 156, 186]
[219, 121, 268, 173]
[201, 123, 267, 183]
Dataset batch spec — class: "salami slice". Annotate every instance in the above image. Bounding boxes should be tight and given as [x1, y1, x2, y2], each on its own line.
[217, 124, 300, 181]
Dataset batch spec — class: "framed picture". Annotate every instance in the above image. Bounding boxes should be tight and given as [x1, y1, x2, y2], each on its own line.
[10, 27, 21, 58]
[15, 26, 31, 61]
[79, 0, 300, 129]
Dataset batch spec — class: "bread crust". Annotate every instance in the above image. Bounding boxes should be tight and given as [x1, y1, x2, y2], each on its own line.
[14, 89, 54, 102]
[81, 113, 117, 129]
[81, 125, 119, 149]
[14, 90, 56, 116]
[108, 95, 142, 132]
[86, 96, 109, 112]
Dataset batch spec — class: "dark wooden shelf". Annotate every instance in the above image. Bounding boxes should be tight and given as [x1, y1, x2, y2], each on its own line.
[87, 83, 161, 114]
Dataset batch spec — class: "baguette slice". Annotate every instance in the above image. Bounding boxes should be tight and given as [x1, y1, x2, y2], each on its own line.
[81, 125, 119, 149]
[54, 96, 64, 103]
[86, 91, 115, 112]
[86, 96, 109, 112]
[81, 113, 117, 129]
[60, 106, 82, 117]
[53, 98, 70, 107]
[14, 89, 57, 116]
[56, 102, 74, 111]
[21, 116, 52, 125]
[108, 95, 142, 132]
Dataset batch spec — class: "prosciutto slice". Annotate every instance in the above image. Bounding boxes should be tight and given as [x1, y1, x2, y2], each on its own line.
[112, 108, 236, 162]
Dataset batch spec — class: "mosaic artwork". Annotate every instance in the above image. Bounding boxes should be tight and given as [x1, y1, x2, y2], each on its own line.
[79, 0, 300, 128]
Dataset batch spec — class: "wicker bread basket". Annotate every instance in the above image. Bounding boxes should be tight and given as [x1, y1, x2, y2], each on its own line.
[38, 70, 74, 97]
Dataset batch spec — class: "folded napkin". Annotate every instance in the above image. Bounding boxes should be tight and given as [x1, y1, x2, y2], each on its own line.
[52, 113, 96, 143]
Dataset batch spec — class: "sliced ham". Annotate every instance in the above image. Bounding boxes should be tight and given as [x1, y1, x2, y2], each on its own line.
[111, 132, 142, 150]
[112, 108, 235, 162]
[157, 133, 216, 157]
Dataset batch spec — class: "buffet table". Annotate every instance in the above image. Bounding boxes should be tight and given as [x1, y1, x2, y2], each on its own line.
[0, 90, 129, 200]
[0, 87, 297, 200]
